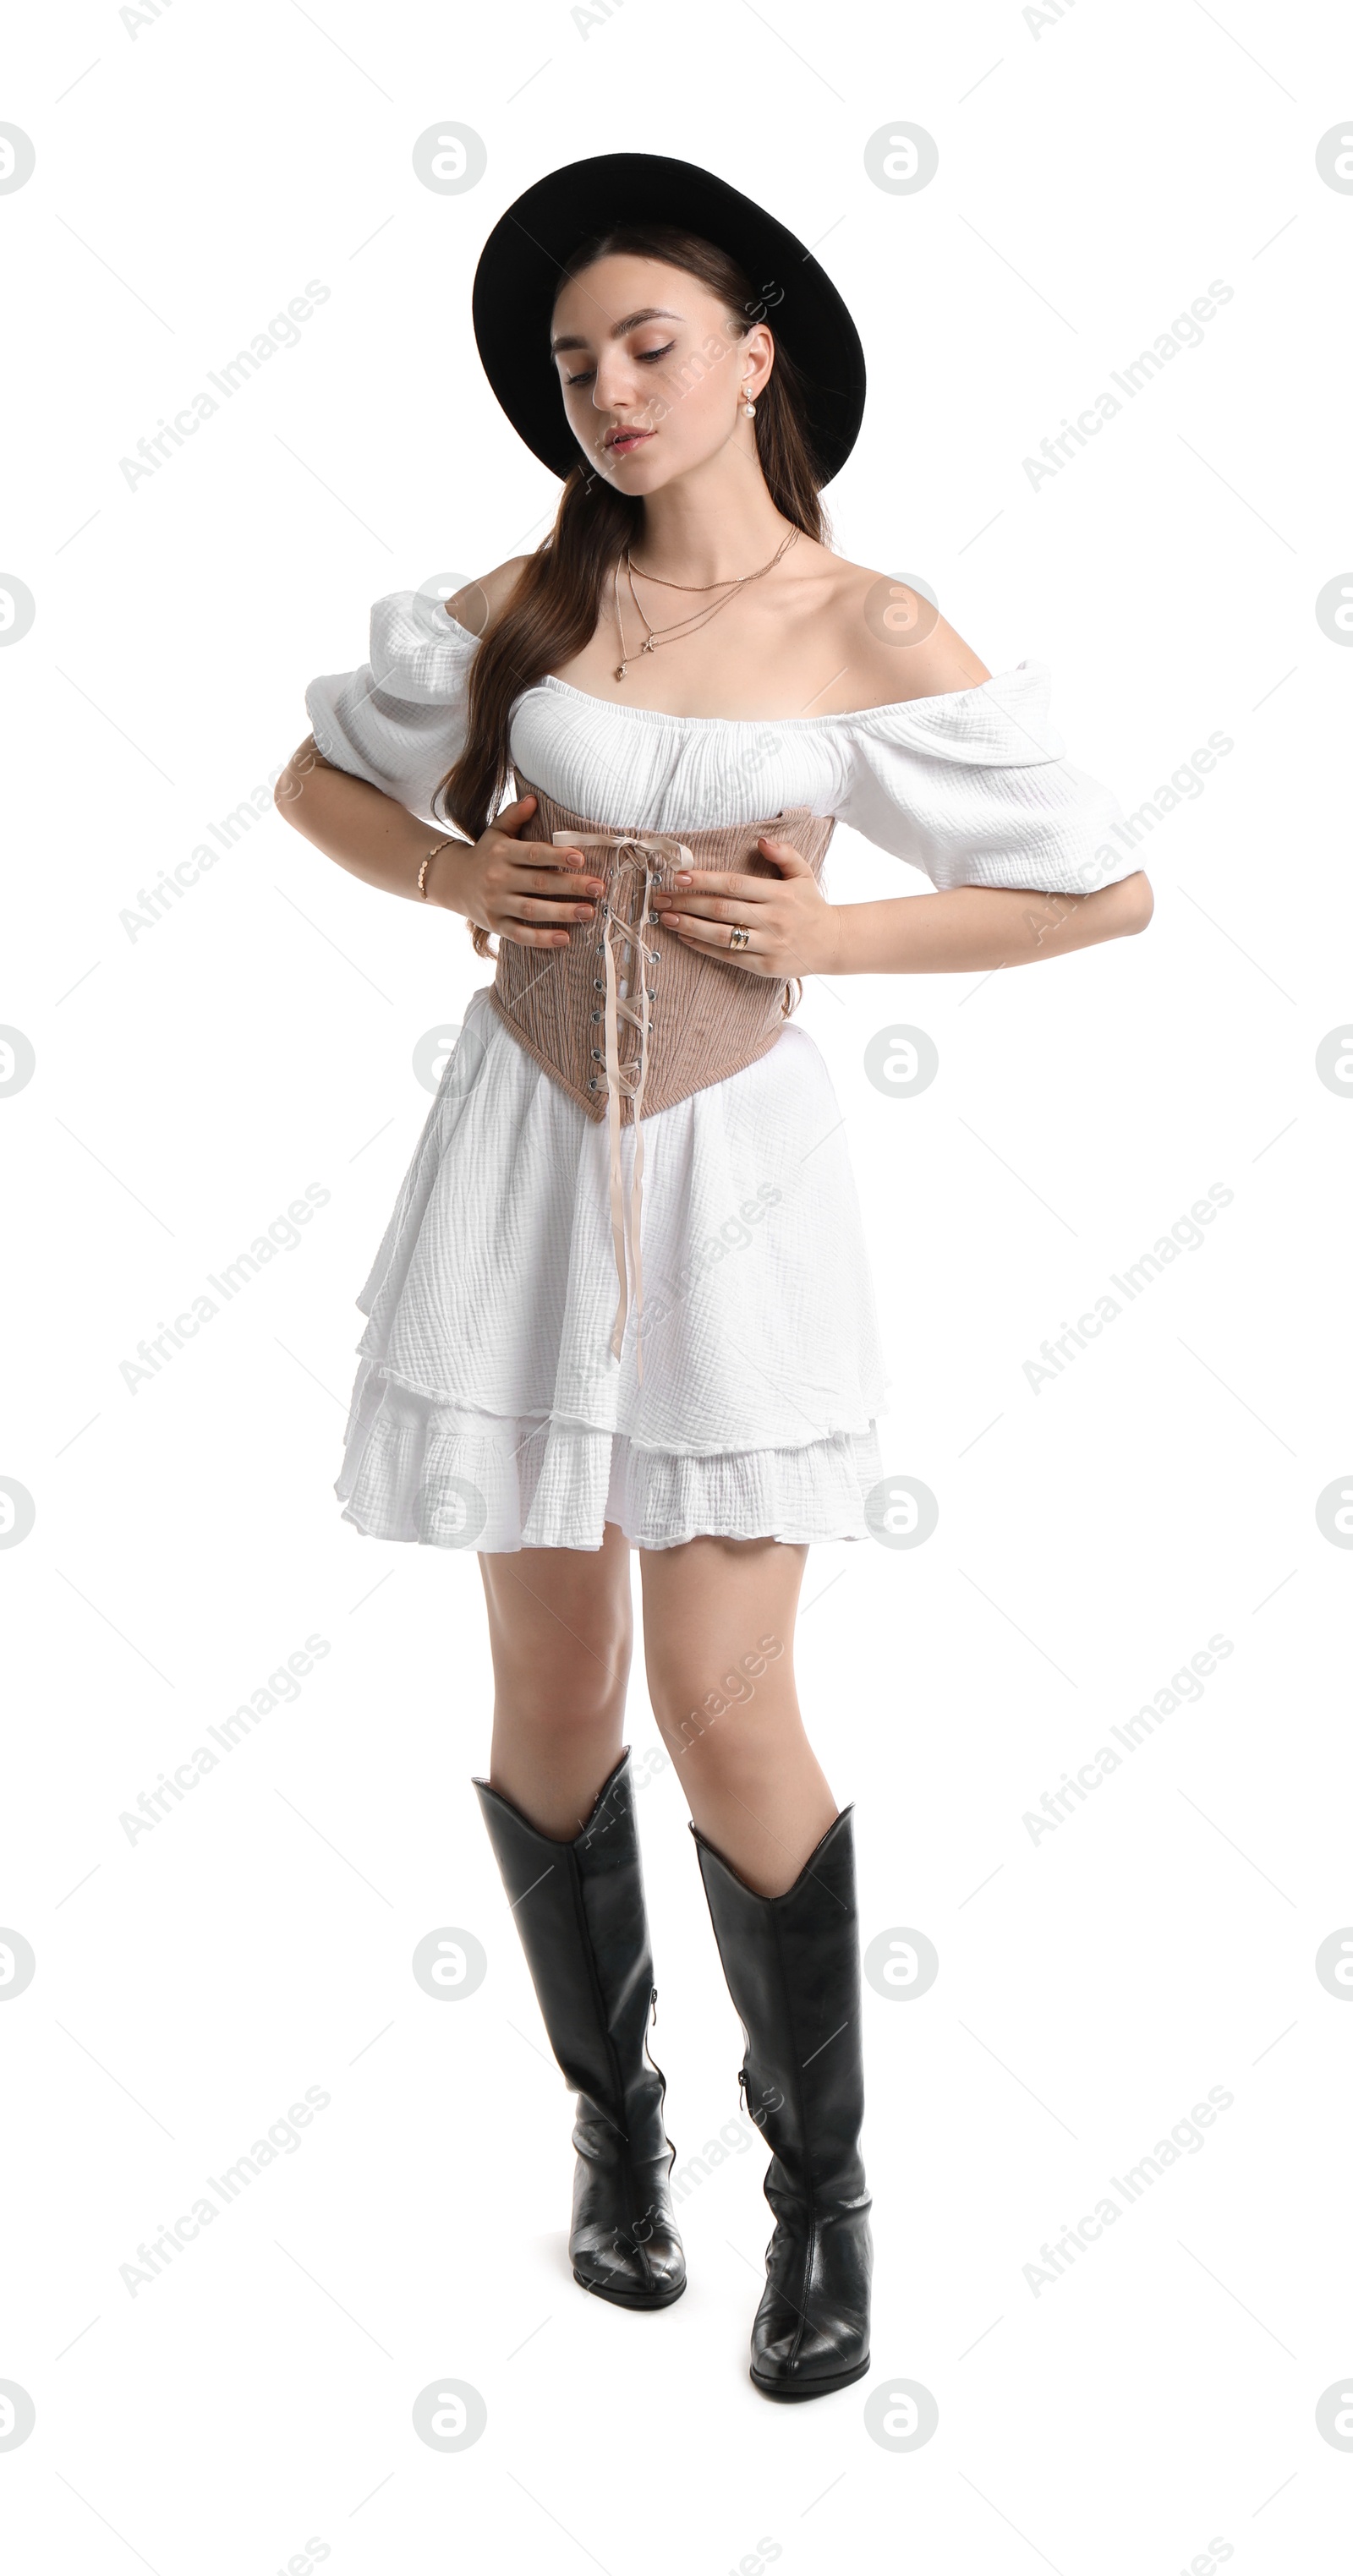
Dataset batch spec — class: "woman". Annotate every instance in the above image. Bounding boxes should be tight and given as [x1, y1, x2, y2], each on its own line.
[277, 152, 1152, 2401]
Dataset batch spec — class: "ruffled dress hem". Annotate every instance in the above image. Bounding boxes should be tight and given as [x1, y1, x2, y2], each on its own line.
[334, 1362, 885, 1554]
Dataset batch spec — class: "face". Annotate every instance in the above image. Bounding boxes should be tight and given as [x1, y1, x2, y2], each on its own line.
[549, 254, 773, 492]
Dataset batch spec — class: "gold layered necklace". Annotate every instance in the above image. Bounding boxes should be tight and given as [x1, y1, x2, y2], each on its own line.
[611, 528, 799, 681]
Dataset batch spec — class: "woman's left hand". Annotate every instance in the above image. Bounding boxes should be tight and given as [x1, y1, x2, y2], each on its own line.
[650, 836, 844, 978]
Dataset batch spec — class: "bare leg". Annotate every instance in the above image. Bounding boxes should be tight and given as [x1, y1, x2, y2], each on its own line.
[638, 1534, 837, 1896]
[479, 1520, 633, 1838]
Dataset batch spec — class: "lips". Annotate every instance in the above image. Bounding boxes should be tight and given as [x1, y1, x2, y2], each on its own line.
[605, 428, 654, 457]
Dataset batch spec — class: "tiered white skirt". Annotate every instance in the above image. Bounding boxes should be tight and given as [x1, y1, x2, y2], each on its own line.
[336, 989, 890, 1552]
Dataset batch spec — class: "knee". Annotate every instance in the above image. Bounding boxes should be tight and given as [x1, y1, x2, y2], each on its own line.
[649, 1631, 788, 1730]
[497, 1625, 631, 1734]
[649, 1670, 757, 1770]
[651, 1677, 712, 1748]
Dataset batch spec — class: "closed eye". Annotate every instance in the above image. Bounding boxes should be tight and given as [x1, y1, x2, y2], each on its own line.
[565, 341, 676, 386]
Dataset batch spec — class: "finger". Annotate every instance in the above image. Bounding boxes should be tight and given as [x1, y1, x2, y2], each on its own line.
[498, 894, 598, 924]
[501, 846, 603, 888]
[530, 855, 587, 886]
[656, 867, 772, 899]
[666, 919, 775, 973]
[753, 835, 814, 874]
[498, 921, 574, 948]
[663, 911, 758, 950]
[492, 795, 539, 837]
[511, 862, 605, 894]
[654, 892, 754, 924]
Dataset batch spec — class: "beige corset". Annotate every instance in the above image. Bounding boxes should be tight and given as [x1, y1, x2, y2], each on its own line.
[489, 774, 837, 1376]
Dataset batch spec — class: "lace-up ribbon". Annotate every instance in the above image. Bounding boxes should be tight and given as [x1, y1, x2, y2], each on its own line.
[553, 826, 694, 1381]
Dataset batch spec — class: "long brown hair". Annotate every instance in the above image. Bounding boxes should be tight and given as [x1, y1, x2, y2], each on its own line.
[438, 225, 830, 959]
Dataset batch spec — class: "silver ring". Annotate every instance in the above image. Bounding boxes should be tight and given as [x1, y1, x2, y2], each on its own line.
[729, 924, 751, 950]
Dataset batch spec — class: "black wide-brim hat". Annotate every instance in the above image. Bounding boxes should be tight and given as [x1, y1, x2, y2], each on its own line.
[472, 152, 866, 485]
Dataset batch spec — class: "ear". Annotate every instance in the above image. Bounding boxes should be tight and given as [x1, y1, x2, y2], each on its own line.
[740, 320, 775, 403]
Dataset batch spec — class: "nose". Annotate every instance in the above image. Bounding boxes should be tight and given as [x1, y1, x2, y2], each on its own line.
[591, 347, 643, 416]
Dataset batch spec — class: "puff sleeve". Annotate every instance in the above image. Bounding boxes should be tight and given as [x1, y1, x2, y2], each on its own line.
[304, 589, 480, 826]
[835, 661, 1142, 896]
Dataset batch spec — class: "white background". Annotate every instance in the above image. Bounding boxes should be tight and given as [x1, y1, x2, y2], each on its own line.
[3, 1, 1351, 2569]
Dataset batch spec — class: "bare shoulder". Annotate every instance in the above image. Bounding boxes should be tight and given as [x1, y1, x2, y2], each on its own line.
[813, 554, 992, 710]
[445, 555, 532, 637]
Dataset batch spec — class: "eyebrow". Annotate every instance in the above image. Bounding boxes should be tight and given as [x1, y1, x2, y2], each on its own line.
[550, 306, 682, 355]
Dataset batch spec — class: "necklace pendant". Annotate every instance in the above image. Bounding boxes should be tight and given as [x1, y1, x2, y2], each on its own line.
[615, 662, 627, 681]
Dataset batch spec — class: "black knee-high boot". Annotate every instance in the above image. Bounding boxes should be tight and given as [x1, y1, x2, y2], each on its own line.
[474, 1747, 687, 2309]
[692, 1807, 872, 2398]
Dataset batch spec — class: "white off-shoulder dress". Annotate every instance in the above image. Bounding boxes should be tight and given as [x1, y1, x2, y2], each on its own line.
[306, 590, 1137, 1554]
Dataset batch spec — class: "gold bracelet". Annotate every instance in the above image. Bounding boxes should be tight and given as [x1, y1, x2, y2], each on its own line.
[417, 836, 455, 900]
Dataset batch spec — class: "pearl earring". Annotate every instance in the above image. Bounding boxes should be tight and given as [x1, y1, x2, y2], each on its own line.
[742, 387, 757, 417]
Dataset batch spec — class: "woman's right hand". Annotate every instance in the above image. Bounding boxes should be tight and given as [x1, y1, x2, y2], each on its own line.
[434, 795, 604, 948]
